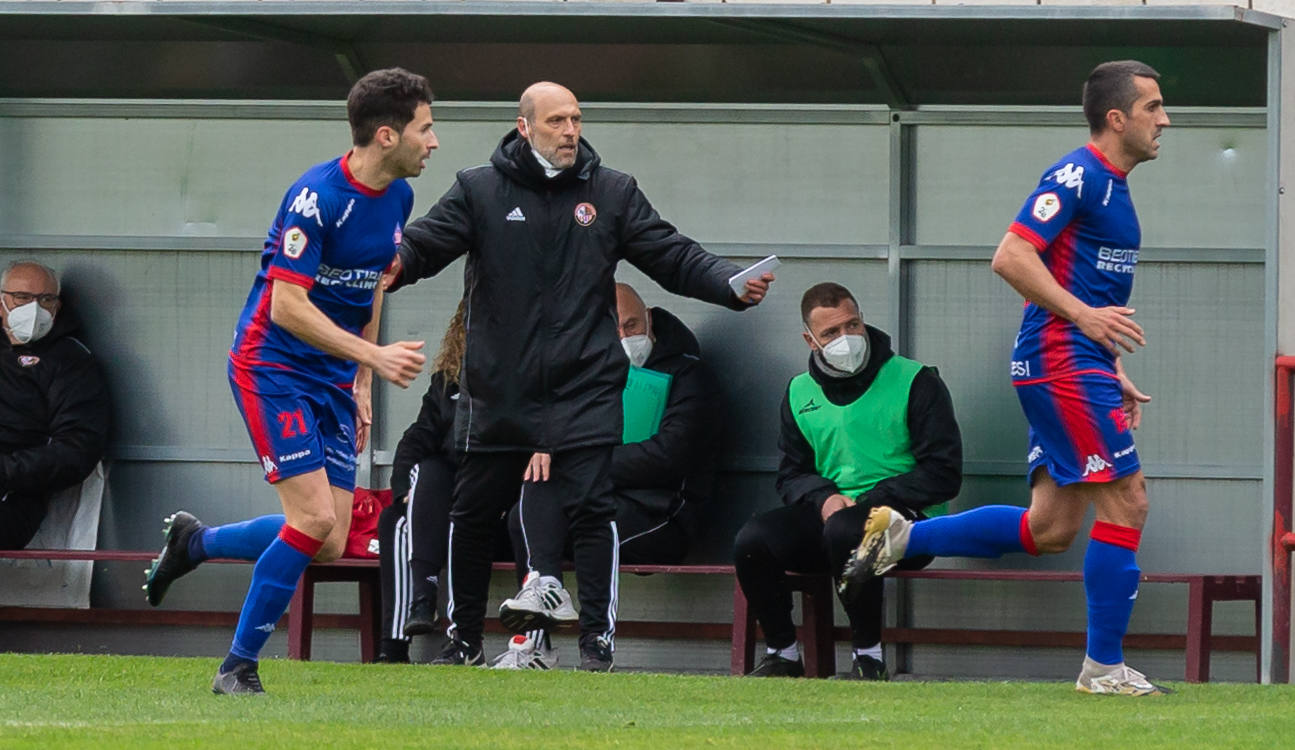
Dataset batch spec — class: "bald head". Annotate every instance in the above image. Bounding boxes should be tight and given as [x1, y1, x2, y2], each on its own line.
[516, 82, 582, 170]
[519, 82, 577, 120]
[615, 283, 653, 342]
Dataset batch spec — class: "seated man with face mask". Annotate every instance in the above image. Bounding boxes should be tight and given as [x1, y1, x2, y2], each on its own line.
[733, 282, 962, 680]
[492, 282, 723, 669]
[0, 260, 110, 550]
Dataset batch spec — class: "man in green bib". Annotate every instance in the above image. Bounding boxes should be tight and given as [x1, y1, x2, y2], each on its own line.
[734, 282, 963, 679]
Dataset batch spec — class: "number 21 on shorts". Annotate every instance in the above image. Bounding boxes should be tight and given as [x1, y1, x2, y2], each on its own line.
[277, 409, 309, 438]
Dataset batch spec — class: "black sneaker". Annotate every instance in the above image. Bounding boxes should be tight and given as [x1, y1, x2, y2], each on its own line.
[747, 652, 805, 678]
[144, 511, 204, 607]
[375, 638, 410, 664]
[431, 636, 484, 666]
[211, 661, 265, 695]
[403, 597, 438, 637]
[840, 654, 889, 681]
[578, 635, 613, 672]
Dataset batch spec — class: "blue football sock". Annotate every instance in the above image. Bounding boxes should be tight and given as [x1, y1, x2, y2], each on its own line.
[1084, 524, 1141, 665]
[226, 534, 315, 662]
[905, 506, 1029, 559]
[191, 514, 285, 563]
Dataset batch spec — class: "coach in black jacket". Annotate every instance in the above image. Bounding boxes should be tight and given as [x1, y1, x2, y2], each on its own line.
[387, 82, 771, 670]
[0, 261, 110, 549]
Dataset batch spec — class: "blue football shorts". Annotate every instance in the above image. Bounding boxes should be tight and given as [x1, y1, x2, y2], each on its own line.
[1014, 372, 1140, 487]
[228, 362, 358, 492]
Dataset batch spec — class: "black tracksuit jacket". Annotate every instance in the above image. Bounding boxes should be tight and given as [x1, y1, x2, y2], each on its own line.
[0, 309, 110, 500]
[391, 130, 747, 454]
[611, 307, 722, 526]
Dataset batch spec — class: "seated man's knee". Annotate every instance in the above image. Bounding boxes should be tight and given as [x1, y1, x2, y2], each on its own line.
[821, 508, 864, 556]
[733, 516, 773, 562]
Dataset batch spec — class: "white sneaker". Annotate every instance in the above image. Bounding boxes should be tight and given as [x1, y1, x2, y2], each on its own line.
[499, 571, 579, 633]
[1075, 656, 1171, 696]
[838, 506, 912, 600]
[490, 633, 559, 670]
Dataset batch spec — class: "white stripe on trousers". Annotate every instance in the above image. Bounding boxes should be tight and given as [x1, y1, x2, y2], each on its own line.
[390, 514, 412, 640]
[603, 520, 619, 649]
[444, 520, 456, 639]
[517, 485, 536, 577]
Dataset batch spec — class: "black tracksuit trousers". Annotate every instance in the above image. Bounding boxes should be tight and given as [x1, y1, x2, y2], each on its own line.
[733, 501, 932, 651]
[378, 456, 455, 640]
[448, 446, 617, 646]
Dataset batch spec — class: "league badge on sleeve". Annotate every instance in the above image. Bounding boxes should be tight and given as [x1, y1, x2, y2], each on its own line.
[283, 226, 308, 259]
[1032, 193, 1062, 222]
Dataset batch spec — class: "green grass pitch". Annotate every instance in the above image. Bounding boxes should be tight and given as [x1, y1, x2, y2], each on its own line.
[1, 654, 1293, 749]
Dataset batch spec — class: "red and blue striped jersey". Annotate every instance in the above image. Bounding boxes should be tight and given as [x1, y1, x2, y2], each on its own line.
[230, 153, 413, 387]
[1007, 143, 1141, 385]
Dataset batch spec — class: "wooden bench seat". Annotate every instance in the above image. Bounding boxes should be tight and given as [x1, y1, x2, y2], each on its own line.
[0, 549, 1260, 683]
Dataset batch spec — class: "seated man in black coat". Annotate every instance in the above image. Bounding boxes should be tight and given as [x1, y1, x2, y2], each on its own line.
[0, 261, 110, 550]
[734, 282, 962, 680]
[491, 282, 723, 669]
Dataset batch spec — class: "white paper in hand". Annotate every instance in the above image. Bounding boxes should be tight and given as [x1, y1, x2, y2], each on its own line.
[728, 255, 780, 298]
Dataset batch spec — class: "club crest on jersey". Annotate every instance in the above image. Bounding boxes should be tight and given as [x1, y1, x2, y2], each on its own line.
[574, 202, 597, 227]
[283, 226, 308, 259]
[288, 186, 324, 227]
[18, 355, 39, 368]
[1032, 192, 1062, 222]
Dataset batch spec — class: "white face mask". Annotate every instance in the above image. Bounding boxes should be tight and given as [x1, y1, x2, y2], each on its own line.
[621, 334, 653, 368]
[3, 298, 55, 344]
[815, 332, 868, 375]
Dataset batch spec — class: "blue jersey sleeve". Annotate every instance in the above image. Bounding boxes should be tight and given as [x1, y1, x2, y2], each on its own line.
[267, 183, 338, 289]
[1009, 159, 1091, 251]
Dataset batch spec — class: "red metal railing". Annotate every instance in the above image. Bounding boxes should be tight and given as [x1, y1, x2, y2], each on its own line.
[1272, 356, 1295, 682]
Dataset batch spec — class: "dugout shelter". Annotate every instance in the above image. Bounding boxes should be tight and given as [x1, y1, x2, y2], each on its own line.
[0, 0, 1290, 682]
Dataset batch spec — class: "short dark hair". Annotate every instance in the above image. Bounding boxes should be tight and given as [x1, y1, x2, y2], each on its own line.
[1082, 60, 1160, 134]
[347, 68, 434, 147]
[800, 282, 858, 327]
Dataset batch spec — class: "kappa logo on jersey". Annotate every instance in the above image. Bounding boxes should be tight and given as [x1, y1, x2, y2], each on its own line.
[17, 355, 39, 368]
[288, 186, 324, 227]
[283, 226, 308, 259]
[1081, 454, 1112, 477]
[574, 202, 597, 227]
[1052, 163, 1085, 197]
[1032, 192, 1062, 222]
[335, 198, 355, 228]
[1027, 445, 1043, 464]
[506, 207, 526, 222]
[260, 455, 278, 474]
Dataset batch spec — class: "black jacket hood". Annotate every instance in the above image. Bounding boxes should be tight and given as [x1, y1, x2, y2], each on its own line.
[643, 307, 700, 368]
[490, 129, 600, 189]
[805, 324, 896, 405]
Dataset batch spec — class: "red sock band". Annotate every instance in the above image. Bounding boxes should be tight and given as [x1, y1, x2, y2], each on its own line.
[1091, 520, 1141, 551]
[279, 524, 325, 557]
[1019, 510, 1039, 556]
